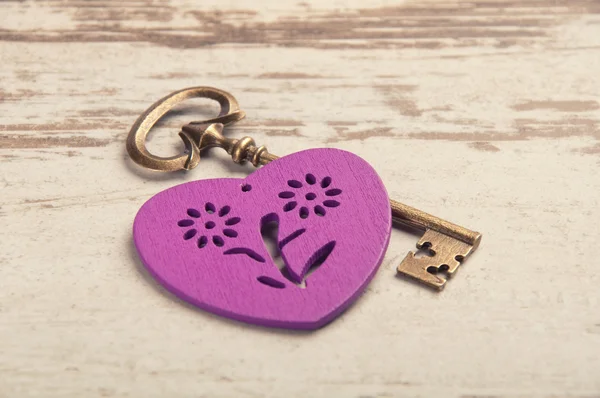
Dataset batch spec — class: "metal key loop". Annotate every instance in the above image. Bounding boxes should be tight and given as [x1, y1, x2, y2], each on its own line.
[127, 87, 482, 289]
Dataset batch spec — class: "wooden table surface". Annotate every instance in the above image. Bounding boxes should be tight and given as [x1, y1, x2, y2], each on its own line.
[1, 0, 599, 397]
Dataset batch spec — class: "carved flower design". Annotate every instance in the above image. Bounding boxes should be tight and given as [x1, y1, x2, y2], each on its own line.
[177, 203, 241, 248]
[278, 173, 342, 219]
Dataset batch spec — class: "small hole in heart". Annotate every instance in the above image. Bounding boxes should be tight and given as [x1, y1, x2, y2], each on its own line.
[305, 192, 316, 200]
[225, 217, 241, 226]
[321, 176, 332, 188]
[223, 229, 238, 238]
[197, 236, 208, 248]
[279, 191, 295, 199]
[259, 217, 333, 289]
[219, 206, 231, 217]
[261, 219, 305, 288]
[257, 276, 285, 289]
[325, 188, 342, 196]
[187, 208, 201, 218]
[304, 241, 336, 280]
[305, 173, 316, 185]
[224, 247, 266, 263]
[283, 201, 297, 212]
[205, 221, 216, 229]
[314, 205, 326, 217]
[183, 229, 197, 240]
[205, 202, 215, 214]
[299, 206, 309, 219]
[323, 200, 340, 208]
[213, 236, 224, 247]
[288, 180, 303, 189]
[178, 219, 194, 227]
[241, 184, 252, 192]
[278, 228, 306, 249]
[261, 219, 286, 273]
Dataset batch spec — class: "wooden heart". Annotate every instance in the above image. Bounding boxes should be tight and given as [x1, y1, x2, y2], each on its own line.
[133, 148, 391, 329]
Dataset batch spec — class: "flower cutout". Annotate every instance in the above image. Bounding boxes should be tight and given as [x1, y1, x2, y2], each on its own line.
[278, 173, 342, 219]
[177, 202, 241, 248]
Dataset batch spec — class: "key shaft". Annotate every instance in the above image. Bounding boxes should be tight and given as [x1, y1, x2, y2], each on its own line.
[390, 200, 481, 249]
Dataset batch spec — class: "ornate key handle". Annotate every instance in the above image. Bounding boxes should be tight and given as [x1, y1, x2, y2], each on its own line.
[126, 87, 245, 171]
[127, 87, 482, 289]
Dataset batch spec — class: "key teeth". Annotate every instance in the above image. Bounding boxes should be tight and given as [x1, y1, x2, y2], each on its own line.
[416, 238, 432, 250]
[397, 229, 475, 290]
[397, 251, 447, 290]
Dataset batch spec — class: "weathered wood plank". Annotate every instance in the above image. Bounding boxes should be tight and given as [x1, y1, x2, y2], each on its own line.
[1, 0, 599, 397]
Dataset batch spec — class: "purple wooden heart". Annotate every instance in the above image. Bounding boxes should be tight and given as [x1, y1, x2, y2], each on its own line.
[133, 148, 391, 329]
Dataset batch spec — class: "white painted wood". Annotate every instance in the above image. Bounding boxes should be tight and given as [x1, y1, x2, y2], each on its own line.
[1, 1, 599, 397]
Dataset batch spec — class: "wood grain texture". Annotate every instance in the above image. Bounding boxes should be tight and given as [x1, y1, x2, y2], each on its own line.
[0, 0, 599, 397]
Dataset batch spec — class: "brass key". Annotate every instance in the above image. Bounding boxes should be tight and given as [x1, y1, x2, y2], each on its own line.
[126, 87, 482, 290]
[390, 201, 481, 289]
